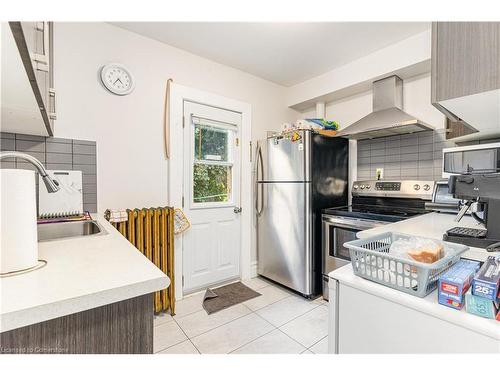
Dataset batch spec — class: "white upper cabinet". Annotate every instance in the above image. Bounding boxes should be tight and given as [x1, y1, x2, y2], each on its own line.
[1, 22, 55, 136]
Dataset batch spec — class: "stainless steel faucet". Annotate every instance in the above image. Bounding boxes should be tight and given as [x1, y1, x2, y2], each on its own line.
[0, 151, 60, 192]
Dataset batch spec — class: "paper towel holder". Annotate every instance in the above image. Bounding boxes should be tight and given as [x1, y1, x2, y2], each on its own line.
[0, 152, 59, 277]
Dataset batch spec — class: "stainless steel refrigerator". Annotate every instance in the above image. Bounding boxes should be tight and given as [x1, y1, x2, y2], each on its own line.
[255, 130, 348, 297]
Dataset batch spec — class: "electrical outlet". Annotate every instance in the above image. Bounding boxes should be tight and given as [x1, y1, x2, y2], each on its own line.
[376, 168, 384, 180]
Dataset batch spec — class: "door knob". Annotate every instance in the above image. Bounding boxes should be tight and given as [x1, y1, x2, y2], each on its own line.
[234, 207, 242, 214]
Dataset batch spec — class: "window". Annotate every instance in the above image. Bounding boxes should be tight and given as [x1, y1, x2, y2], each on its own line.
[192, 120, 234, 204]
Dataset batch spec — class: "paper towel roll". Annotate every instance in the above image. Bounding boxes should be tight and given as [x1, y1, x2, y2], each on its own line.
[1, 169, 38, 274]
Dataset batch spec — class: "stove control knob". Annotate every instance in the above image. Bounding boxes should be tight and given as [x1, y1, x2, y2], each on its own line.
[360, 184, 365, 189]
[413, 184, 421, 191]
[365, 184, 371, 190]
[423, 184, 431, 191]
[353, 184, 359, 190]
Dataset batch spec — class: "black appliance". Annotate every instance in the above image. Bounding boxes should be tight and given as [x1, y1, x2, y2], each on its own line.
[444, 173, 500, 251]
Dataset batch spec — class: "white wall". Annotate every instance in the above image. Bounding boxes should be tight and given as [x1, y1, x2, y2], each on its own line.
[287, 30, 432, 110]
[53, 22, 297, 215]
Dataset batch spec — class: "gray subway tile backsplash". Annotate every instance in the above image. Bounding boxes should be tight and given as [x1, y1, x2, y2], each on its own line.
[46, 136, 72, 144]
[47, 152, 73, 164]
[46, 141, 73, 153]
[0, 132, 97, 213]
[73, 154, 96, 165]
[356, 130, 456, 181]
[73, 143, 96, 155]
[73, 164, 96, 174]
[1, 137, 16, 150]
[16, 139, 46, 153]
[14, 133, 46, 142]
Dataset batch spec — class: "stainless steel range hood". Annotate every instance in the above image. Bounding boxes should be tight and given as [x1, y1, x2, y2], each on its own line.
[336, 75, 434, 140]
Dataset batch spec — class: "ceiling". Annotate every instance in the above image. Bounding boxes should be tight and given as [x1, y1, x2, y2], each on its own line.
[112, 22, 430, 87]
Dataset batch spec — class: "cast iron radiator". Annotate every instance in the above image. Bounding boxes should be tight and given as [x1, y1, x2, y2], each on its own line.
[105, 207, 175, 315]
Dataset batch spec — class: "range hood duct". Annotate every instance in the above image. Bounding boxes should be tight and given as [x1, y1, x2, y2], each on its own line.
[336, 75, 434, 140]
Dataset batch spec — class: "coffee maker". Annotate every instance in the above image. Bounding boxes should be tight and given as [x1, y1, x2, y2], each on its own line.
[444, 173, 500, 251]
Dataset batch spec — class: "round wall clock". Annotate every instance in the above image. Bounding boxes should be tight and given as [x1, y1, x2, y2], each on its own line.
[100, 63, 135, 95]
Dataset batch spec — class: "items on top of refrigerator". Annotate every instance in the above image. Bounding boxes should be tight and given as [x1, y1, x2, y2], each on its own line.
[472, 255, 500, 302]
[438, 259, 481, 310]
[281, 118, 340, 136]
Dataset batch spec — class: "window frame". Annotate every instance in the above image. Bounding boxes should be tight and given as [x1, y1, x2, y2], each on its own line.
[190, 116, 237, 209]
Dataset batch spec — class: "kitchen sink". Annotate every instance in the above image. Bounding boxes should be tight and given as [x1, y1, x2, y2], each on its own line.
[38, 220, 107, 242]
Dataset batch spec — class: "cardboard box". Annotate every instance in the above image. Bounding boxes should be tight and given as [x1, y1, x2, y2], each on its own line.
[438, 260, 481, 310]
[465, 289, 499, 319]
[472, 256, 500, 302]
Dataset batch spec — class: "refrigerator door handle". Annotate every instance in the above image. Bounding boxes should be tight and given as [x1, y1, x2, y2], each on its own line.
[255, 143, 264, 217]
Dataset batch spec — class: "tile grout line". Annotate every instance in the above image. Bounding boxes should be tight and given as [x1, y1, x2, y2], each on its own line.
[183, 309, 256, 341]
[305, 334, 329, 353]
[155, 282, 324, 353]
[238, 301, 325, 352]
[255, 298, 323, 329]
[172, 318, 202, 354]
[159, 291, 290, 350]
[226, 327, 304, 354]
[265, 304, 325, 350]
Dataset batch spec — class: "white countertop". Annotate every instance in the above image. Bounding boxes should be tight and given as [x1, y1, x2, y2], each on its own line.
[358, 211, 490, 262]
[0, 215, 170, 333]
[328, 211, 499, 341]
[329, 265, 500, 341]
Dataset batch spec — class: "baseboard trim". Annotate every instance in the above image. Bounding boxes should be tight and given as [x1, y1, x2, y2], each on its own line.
[249, 261, 258, 278]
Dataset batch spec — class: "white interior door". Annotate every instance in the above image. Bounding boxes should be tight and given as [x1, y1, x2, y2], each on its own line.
[182, 101, 242, 293]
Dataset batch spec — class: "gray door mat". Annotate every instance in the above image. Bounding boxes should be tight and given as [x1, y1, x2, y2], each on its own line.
[202, 281, 261, 315]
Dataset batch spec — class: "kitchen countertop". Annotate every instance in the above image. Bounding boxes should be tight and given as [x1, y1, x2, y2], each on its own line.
[328, 211, 499, 342]
[357, 211, 491, 262]
[0, 215, 170, 333]
[329, 265, 499, 341]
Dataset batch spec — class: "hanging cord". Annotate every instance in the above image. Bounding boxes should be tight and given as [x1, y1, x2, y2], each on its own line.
[164, 78, 173, 159]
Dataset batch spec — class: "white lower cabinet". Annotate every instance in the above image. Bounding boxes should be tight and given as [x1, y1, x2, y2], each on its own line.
[328, 278, 500, 354]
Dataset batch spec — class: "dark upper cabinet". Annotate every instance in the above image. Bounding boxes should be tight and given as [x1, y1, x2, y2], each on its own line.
[1, 22, 55, 136]
[431, 22, 500, 141]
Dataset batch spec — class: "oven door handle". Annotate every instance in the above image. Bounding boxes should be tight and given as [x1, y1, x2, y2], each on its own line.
[322, 217, 385, 230]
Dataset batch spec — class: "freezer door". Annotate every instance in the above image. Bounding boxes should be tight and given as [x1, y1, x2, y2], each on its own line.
[257, 182, 312, 295]
[263, 130, 310, 182]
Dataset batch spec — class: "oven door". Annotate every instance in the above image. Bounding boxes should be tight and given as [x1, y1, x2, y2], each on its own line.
[322, 215, 387, 299]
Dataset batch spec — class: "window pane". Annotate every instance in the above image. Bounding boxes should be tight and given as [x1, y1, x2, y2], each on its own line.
[194, 124, 229, 162]
[193, 164, 232, 203]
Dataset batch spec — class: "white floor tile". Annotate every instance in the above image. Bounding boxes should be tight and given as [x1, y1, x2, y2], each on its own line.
[174, 292, 205, 318]
[312, 297, 327, 306]
[309, 336, 328, 354]
[242, 277, 271, 291]
[176, 303, 252, 338]
[191, 313, 274, 354]
[153, 321, 187, 353]
[157, 340, 199, 354]
[280, 305, 328, 348]
[231, 329, 305, 354]
[154, 312, 174, 326]
[255, 296, 317, 327]
[242, 284, 291, 311]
